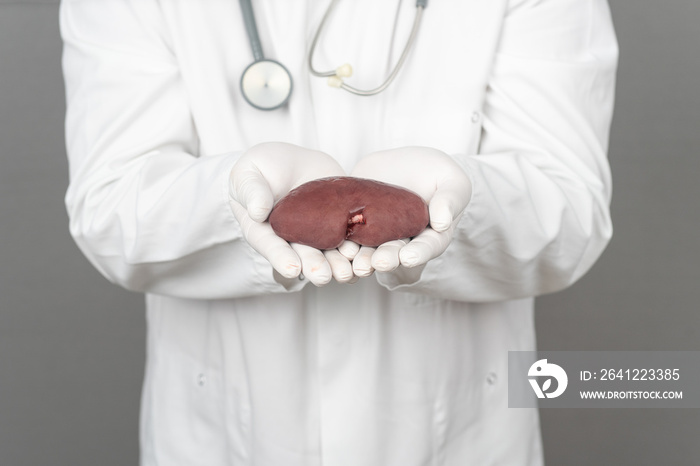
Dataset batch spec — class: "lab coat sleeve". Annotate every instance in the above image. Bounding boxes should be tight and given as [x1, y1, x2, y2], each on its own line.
[376, 0, 618, 301]
[60, 0, 304, 299]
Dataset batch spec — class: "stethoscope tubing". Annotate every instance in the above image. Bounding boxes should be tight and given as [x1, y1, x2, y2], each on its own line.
[307, 0, 426, 96]
[239, 0, 264, 62]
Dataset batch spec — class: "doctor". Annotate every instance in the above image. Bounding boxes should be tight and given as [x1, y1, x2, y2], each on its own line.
[60, 0, 617, 465]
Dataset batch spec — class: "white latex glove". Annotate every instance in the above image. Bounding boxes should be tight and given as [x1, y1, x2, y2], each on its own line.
[229, 142, 352, 286]
[350, 147, 472, 274]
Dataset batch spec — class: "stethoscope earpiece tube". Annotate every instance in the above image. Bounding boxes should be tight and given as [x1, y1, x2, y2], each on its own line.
[308, 0, 427, 96]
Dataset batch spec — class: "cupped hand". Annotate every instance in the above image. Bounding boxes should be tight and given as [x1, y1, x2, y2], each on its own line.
[350, 146, 472, 275]
[228, 142, 354, 286]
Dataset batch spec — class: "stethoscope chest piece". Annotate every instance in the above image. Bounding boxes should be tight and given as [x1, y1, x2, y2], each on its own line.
[238, 0, 293, 110]
[240, 59, 293, 110]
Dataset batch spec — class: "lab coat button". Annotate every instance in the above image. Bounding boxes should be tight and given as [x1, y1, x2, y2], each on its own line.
[471, 111, 481, 123]
[197, 374, 207, 386]
[486, 372, 497, 385]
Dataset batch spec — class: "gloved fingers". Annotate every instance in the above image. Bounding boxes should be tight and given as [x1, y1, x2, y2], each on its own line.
[352, 246, 376, 277]
[290, 243, 332, 287]
[229, 163, 275, 223]
[399, 227, 453, 268]
[428, 181, 471, 232]
[323, 249, 355, 283]
[371, 239, 408, 272]
[246, 143, 346, 200]
[230, 201, 302, 278]
[338, 240, 361, 261]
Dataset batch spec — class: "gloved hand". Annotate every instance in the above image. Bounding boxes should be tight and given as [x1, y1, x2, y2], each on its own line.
[350, 146, 472, 275]
[229, 142, 355, 286]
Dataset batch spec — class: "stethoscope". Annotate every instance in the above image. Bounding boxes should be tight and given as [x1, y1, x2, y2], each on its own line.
[238, 0, 428, 110]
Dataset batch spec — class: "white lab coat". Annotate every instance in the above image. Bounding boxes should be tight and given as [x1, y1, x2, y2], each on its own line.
[60, 0, 617, 465]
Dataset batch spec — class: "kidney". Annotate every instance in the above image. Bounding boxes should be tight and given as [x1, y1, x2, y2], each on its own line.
[269, 177, 430, 250]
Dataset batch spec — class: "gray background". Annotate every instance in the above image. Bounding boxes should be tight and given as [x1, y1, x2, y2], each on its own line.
[0, 0, 698, 464]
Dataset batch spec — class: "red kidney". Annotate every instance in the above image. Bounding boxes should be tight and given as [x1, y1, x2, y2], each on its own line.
[269, 177, 430, 249]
